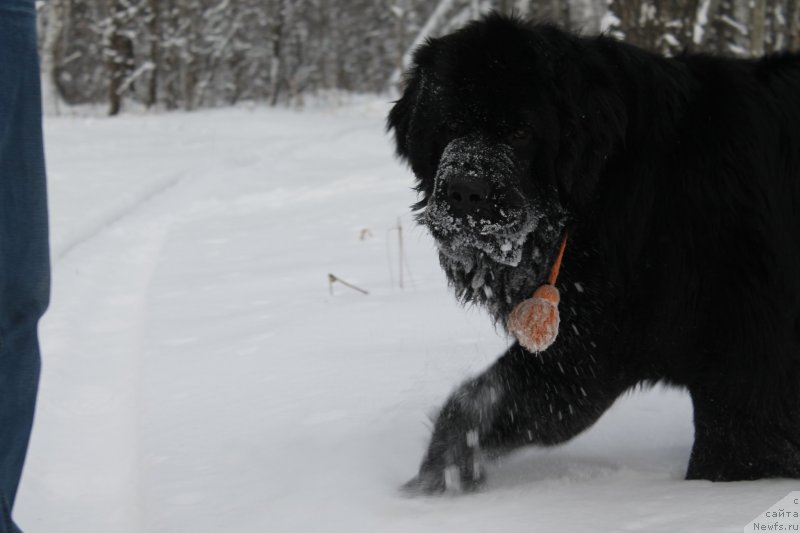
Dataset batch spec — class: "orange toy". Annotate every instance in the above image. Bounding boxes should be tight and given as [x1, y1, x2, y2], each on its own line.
[508, 233, 568, 353]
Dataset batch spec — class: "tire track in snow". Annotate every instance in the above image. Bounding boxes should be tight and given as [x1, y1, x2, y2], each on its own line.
[53, 169, 191, 261]
[19, 215, 171, 532]
[19, 160, 221, 532]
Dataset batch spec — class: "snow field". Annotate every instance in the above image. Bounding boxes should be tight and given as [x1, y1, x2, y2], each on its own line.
[14, 100, 797, 532]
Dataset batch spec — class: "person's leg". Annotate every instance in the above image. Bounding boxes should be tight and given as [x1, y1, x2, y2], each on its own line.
[0, 1, 51, 531]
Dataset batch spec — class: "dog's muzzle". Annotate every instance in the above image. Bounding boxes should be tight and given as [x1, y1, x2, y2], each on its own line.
[421, 135, 540, 267]
[417, 134, 568, 325]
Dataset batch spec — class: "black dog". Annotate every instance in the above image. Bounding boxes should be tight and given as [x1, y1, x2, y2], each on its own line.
[388, 13, 800, 493]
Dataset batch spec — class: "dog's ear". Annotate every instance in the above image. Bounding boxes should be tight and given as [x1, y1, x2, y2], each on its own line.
[387, 72, 421, 161]
[553, 44, 627, 209]
[387, 38, 441, 161]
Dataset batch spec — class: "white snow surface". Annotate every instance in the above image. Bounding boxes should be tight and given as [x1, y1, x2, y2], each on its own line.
[14, 100, 797, 532]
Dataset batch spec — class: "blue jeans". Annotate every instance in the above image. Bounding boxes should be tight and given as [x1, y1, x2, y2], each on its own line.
[0, 1, 51, 531]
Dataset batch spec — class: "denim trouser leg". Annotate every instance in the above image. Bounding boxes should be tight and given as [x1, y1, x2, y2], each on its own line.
[0, 1, 52, 532]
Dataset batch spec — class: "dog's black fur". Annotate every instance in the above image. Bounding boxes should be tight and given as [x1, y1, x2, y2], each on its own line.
[388, 13, 800, 492]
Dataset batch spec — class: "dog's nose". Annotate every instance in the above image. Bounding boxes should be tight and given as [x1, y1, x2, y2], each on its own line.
[446, 179, 491, 216]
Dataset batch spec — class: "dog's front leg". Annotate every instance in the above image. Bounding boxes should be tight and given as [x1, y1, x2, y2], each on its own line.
[405, 339, 634, 494]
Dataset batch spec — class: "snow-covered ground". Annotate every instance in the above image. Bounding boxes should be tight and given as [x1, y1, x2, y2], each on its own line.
[13, 100, 797, 532]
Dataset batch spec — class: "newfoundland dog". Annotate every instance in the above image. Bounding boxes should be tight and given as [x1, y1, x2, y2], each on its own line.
[388, 13, 800, 493]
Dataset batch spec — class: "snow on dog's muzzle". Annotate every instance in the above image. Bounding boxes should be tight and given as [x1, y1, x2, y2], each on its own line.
[421, 134, 541, 267]
[435, 134, 515, 218]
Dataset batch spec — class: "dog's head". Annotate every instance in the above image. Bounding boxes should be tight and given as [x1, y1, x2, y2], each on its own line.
[388, 14, 626, 325]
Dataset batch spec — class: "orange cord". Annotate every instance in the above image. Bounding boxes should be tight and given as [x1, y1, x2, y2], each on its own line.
[547, 231, 569, 286]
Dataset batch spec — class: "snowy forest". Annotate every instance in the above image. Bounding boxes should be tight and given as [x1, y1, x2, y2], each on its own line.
[38, 0, 800, 115]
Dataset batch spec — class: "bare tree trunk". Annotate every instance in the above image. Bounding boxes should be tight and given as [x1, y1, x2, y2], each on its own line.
[732, 0, 751, 54]
[40, 0, 66, 115]
[107, 1, 122, 116]
[146, 0, 159, 108]
[611, 0, 649, 45]
[712, 0, 745, 55]
[691, 0, 720, 50]
[268, 1, 286, 107]
[107, 0, 135, 116]
[751, 0, 766, 55]
[789, 0, 800, 50]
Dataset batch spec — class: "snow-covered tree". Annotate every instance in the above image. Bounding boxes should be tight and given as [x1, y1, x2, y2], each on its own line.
[38, 0, 800, 114]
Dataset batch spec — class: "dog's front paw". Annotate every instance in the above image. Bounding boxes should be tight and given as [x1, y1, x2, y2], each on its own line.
[404, 405, 489, 495]
[403, 376, 502, 495]
[403, 451, 486, 495]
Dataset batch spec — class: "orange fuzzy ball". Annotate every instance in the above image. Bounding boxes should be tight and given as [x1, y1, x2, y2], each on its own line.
[507, 284, 561, 353]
